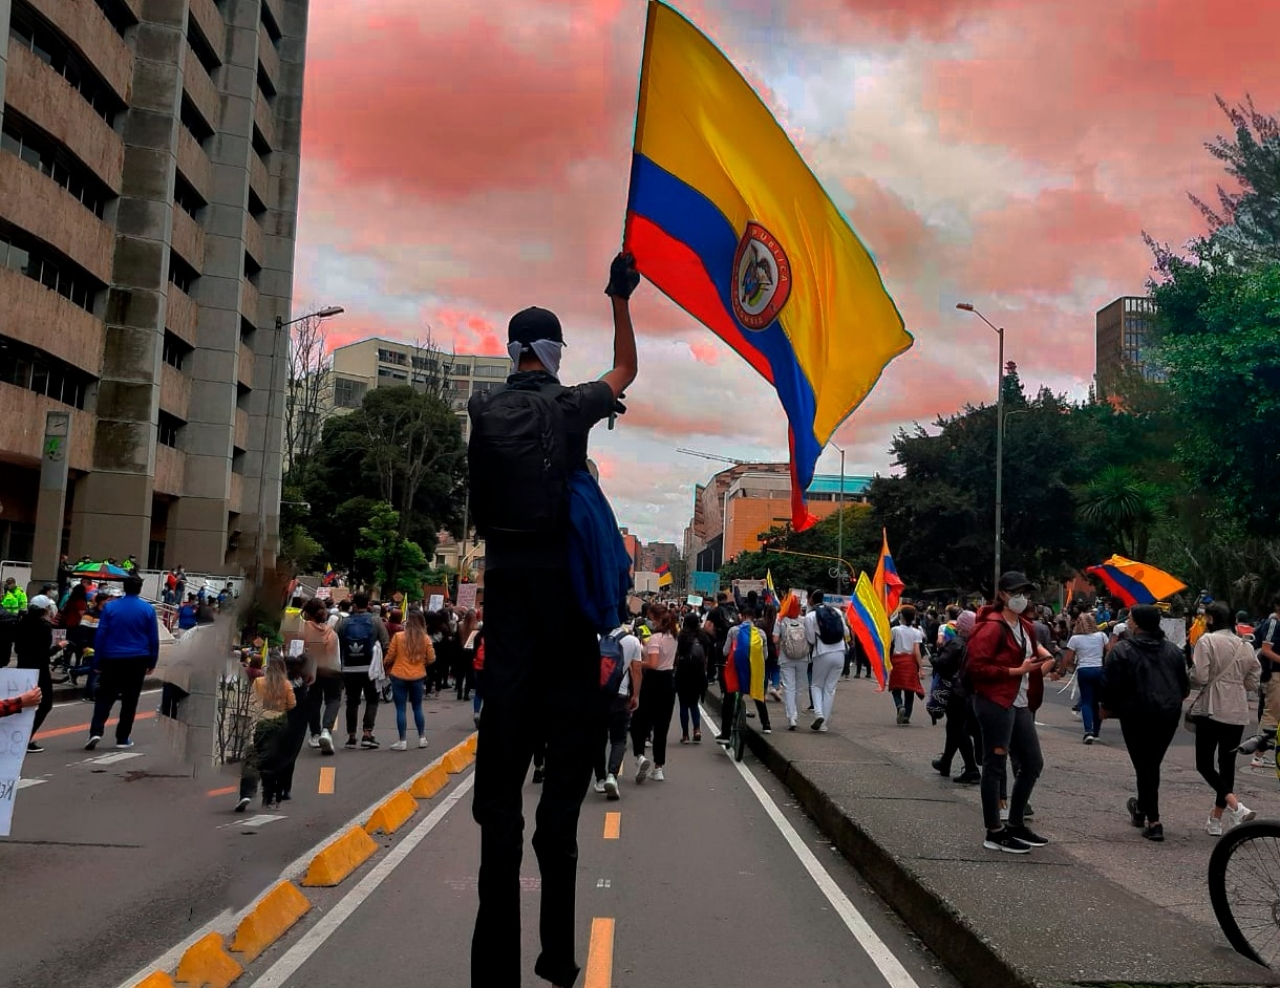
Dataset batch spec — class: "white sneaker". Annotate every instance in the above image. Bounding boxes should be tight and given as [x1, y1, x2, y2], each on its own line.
[1207, 814, 1224, 836]
[390, 740, 408, 751]
[1230, 802, 1257, 827]
[318, 729, 334, 754]
[593, 779, 607, 794]
[1251, 753, 1269, 769]
[636, 755, 652, 785]
[418, 736, 429, 749]
[652, 766, 665, 781]
[308, 735, 321, 749]
[604, 773, 620, 800]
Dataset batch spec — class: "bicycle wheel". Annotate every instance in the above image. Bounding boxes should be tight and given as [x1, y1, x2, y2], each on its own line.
[1209, 818, 1280, 967]
[733, 697, 747, 762]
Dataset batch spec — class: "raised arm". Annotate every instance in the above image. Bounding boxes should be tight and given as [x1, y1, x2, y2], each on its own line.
[600, 253, 639, 399]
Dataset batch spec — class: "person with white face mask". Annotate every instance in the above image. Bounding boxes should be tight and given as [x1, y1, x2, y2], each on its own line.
[964, 572, 1058, 854]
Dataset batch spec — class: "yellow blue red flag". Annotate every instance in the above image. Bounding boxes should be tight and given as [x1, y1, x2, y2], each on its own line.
[872, 529, 905, 614]
[847, 572, 891, 691]
[624, 1, 911, 530]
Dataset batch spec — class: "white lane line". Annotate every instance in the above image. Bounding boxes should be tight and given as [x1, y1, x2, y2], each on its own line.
[217, 813, 286, 830]
[700, 705, 922, 988]
[17, 778, 47, 789]
[86, 751, 145, 766]
[246, 772, 475, 988]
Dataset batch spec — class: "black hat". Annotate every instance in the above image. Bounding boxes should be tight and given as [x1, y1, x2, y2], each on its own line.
[997, 571, 1034, 593]
[508, 307, 564, 348]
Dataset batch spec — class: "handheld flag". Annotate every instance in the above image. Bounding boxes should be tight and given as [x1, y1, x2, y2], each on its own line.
[765, 568, 778, 604]
[1085, 554, 1185, 607]
[872, 530, 905, 614]
[846, 572, 891, 691]
[656, 562, 673, 587]
[624, 1, 911, 530]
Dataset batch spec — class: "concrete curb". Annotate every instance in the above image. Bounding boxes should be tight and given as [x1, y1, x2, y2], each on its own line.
[230, 881, 311, 963]
[442, 744, 474, 774]
[704, 693, 1035, 988]
[363, 788, 418, 836]
[410, 763, 448, 798]
[302, 825, 381, 888]
[174, 932, 242, 988]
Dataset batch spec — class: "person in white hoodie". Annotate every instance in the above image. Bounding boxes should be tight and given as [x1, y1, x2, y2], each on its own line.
[804, 590, 849, 731]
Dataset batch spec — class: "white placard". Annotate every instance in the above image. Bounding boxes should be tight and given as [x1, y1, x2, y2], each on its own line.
[428, 594, 445, 613]
[314, 586, 332, 600]
[1161, 617, 1187, 648]
[0, 668, 39, 837]
[686, 594, 703, 607]
[288, 638, 305, 657]
[457, 584, 478, 610]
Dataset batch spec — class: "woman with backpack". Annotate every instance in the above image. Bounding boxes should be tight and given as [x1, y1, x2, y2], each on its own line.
[675, 613, 708, 743]
[931, 610, 981, 782]
[775, 594, 809, 730]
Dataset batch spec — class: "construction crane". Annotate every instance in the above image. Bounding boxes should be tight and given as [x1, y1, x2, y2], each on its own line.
[676, 447, 748, 466]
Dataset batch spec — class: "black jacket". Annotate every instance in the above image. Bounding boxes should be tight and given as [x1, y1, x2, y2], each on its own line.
[14, 612, 54, 670]
[933, 637, 970, 701]
[1101, 632, 1189, 719]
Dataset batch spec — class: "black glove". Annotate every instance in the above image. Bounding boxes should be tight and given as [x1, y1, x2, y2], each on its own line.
[613, 392, 627, 416]
[605, 252, 641, 300]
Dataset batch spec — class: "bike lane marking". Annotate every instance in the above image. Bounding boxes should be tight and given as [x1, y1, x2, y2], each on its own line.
[584, 916, 615, 988]
[603, 811, 621, 840]
[318, 766, 335, 794]
[36, 710, 156, 740]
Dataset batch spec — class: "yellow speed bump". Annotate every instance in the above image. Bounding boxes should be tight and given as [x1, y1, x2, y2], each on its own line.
[231, 880, 311, 962]
[410, 763, 449, 799]
[174, 932, 242, 988]
[302, 826, 379, 887]
[442, 743, 473, 774]
[364, 788, 418, 835]
[134, 973, 177, 988]
[463, 732, 478, 755]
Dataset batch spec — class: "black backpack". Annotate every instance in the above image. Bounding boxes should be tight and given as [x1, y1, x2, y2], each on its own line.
[816, 604, 845, 645]
[339, 612, 377, 667]
[468, 381, 570, 537]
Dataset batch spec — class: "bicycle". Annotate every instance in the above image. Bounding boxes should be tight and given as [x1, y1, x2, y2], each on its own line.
[726, 692, 747, 763]
[1209, 818, 1280, 967]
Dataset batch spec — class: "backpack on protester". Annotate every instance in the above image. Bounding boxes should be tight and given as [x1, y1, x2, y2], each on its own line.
[599, 628, 630, 699]
[779, 616, 810, 660]
[468, 381, 570, 537]
[816, 604, 845, 645]
[339, 612, 377, 668]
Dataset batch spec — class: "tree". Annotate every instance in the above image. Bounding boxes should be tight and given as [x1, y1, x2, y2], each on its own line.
[719, 505, 880, 592]
[1077, 465, 1163, 561]
[356, 502, 430, 599]
[284, 311, 331, 471]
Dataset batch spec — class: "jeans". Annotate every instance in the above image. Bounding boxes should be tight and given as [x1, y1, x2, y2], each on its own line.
[471, 568, 599, 988]
[1195, 717, 1245, 809]
[678, 702, 701, 736]
[779, 658, 806, 723]
[307, 674, 343, 735]
[939, 694, 979, 775]
[1077, 665, 1104, 735]
[766, 659, 780, 689]
[343, 672, 379, 736]
[972, 695, 1044, 831]
[1119, 712, 1179, 823]
[810, 651, 843, 721]
[391, 676, 426, 741]
[596, 695, 631, 779]
[891, 689, 915, 720]
[631, 669, 675, 766]
[90, 657, 150, 743]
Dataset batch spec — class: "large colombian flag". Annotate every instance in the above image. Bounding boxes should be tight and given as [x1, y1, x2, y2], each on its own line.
[624, 1, 912, 530]
[847, 571, 892, 691]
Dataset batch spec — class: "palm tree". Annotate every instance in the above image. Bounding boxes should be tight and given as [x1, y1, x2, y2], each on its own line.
[1078, 466, 1163, 560]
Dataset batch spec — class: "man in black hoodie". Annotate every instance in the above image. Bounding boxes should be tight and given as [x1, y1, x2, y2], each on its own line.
[1100, 604, 1189, 841]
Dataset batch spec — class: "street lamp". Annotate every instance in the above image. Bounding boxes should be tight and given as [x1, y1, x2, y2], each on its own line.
[832, 443, 846, 594]
[956, 302, 1005, 598]
[256, 306, 345, 590]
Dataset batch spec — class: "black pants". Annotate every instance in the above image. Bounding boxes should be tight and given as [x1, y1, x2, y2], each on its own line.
[20, 663, 54, 736]
[307, 674, 343, 735]
[940, 693, 980, 775]
[631, 669, 675, 767]
[471, 568, 599, 988]
[343, 672, 379, 736]
[278, 683, 310, 798]
[455, 663, 475, 699]
[90, 657, 150, 743]
[1120, 712, 1179, 823]
[240, 716, 289, 802]
[892, 689, 916, 719]
[160, 683, 189, 719]
[972, 695, 1043, 831]
[596, 695, 631, 780]
[1195, 717, 1245, 810]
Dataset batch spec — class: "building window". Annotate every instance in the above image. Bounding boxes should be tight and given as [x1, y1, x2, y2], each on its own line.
[252, 125, 271, 158]
[472, 380, 498, 395]
[180, 94, 214, 146]
[473, 363, 509, 379]
[147, 540, 166, 570]
[94, 0, 136, 35]
[163, 331, 192, 371]
[256, 61, 276, 101]
[0, 226, 100, 313]
[244, 251, 261, 282]
[9, 2, 125, 125]
[157, 411, 183, 448]
[2, 115, 114, 219]
[169, 251, 198, 294]
[173, 172, 205, 220]
[261, 1, 282, 44]
[451, 361, 471, 376]
[247, 188, 267, 218]
[377, 348, 407, 365]
[186, 19, 220, 73]
[334, 377, 367, 409]
[0, 332, 94, 409]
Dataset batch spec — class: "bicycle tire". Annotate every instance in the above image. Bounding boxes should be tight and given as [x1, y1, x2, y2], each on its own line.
[1208, 818, 1280, 967]
[733, 697, 746, 762]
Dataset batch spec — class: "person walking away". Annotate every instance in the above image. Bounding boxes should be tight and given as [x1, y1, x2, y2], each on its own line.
[14, 596, 67, 749]
[176, 595, 198, 635]
[594, 619, 643, 799]
[889, 605, 926, 724]
[719, 603, 772, 739]
[86, 577, 158, 750]
[631, 603, 678, 782]
[1238, 595, 1280, 766]
[702, 591, 737, 688]
[965, 572, 1055, 853]
[1059, 613, 1109, 743]
[301, 598, 342, 754]
[466, 251, 639, 988]
[236, 652, 297, 811]
[456, 609, 478, 701]
[675, 613, 708, 743]
[932, 610, 981, 782]
[761, 602, 782, 700]
[804, 590, 848, 731]
[336, 592, 389, 749]
[464, 619, 484, 727]
[1189, 601, 1260, 835]
[775, 594, 809, 730]
[1098, 605, 1189, 841]
[385, 608, 435, 750]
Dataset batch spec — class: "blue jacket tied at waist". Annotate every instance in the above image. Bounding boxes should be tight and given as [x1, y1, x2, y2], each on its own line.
[568, 470, 632, 634]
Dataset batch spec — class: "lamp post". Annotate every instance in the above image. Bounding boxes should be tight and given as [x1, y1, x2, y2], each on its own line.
[256, 305, 344, 591]
[832, 443, 846, 594]
[956, 302, 1005, 598]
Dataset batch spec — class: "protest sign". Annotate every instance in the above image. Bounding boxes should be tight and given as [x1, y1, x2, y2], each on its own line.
[457, 584, 478, 610]
[0, 667, 38, 837]
[686, 594, 703, 607]
[428, 594, 445, 613]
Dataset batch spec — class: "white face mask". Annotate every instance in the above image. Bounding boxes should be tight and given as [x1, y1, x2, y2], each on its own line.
[1006, 594, 1029, 615]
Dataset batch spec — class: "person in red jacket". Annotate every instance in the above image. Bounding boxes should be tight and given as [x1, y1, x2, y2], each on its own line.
[965, 572, 1057, 854]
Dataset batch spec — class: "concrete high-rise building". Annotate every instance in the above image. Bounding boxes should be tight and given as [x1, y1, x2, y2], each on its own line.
[1096, 296, 1164, 398]
[0, 0, 310, 577]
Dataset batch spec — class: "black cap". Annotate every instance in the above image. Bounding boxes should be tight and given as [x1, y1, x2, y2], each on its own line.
[508, 307, 564, 348]
[997, 571, 1034, 593]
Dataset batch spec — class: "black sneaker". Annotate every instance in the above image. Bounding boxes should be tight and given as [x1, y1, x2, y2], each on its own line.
[1126, 797, 1145, 828]
[235, 797, 251, 813]
[1142, 823, 1164, 842]
[360, 734, 380, 749]
[344, 737, 359, 749]
[954, 770, 982, 784]
[26, 741, 44, 753]
[1237, 733, 1269, 755]
[1006, 824, 1048, 847]
[531, 769, 545, 784]
[983, 829, 1031, 854]
[931, 757, 950, 777]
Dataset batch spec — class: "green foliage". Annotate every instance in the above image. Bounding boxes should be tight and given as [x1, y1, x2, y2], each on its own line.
[719, 505, 879, 593]
[356, 502, 431, 599]
[1077, 466, 1164, 561]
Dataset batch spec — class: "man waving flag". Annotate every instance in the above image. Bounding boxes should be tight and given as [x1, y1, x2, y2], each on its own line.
[623, 1, 912, 530]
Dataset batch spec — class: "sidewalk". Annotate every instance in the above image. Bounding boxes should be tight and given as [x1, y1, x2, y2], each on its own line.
[710, 675, 1280, 988]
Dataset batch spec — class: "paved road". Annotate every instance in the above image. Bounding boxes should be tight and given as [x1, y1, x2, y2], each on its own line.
[7, 689, 481, 988]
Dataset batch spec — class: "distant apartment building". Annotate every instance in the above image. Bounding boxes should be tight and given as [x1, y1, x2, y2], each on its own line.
[638, 541, 679, 573]
[0, 0, 311, 576]
[1096, 296, 1164, 398]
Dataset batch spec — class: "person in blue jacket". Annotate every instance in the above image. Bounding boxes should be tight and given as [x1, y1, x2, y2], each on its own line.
[85, 576, 159, 750]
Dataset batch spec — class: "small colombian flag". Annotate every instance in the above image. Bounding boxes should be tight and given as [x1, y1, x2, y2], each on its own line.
[656, 562, 673, 587]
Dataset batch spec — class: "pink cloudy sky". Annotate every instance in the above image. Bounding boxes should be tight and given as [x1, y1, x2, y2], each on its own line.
[293, 0, 1280, 545]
